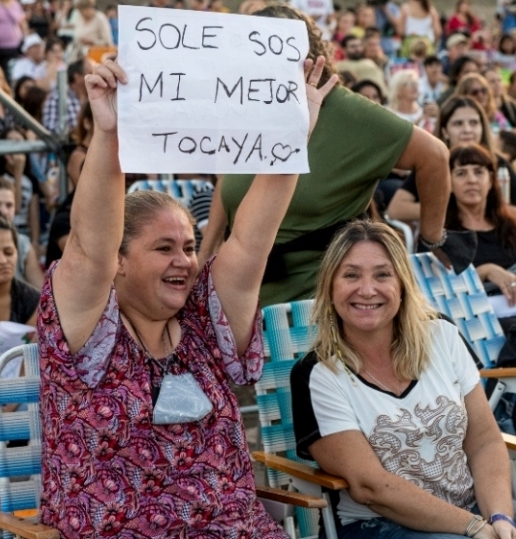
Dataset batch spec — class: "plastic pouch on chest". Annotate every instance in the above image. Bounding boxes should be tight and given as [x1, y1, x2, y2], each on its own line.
[153, 372, 213, 424]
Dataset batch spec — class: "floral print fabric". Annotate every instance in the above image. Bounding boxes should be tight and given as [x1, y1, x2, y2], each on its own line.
[38, 259, 288, 539]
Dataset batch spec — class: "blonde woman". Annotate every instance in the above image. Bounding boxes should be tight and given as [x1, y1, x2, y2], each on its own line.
[455, 72, 511, 136]
[387, 69, 437, 131]
[291, 220, 514, 539]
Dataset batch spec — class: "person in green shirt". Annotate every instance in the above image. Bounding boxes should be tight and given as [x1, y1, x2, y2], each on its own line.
[199, 4, 450, 307]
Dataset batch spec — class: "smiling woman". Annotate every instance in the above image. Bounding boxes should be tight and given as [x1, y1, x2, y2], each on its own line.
[387, 95, 516, 223]
[290, 219, 516, 539]
[37, 57, 338, 538]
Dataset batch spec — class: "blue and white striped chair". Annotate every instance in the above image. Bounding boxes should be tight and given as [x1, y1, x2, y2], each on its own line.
[409, 252, 516, 412]
[0, 344, 325, 539]
[254, 301, 345, 539]
[127, 179, 211, 209]
[0, 344, 58, 538]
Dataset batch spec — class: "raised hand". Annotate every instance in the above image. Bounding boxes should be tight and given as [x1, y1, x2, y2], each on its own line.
[304, 56, 339, 138]
[84, 59, 127, 134]
[483, 264, 516, 306]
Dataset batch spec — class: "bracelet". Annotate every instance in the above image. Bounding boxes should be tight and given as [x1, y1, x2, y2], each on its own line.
[465, 515, 484, 537]
[489, 513, 516, 527]
[419, 229, 448, 250]
[471, 519, 487, 538]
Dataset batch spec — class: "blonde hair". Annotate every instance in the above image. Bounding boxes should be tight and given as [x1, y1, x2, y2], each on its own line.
[311, 220, 437, 379]
[388, 69, 419, 111]
[455, 72, 497, 121]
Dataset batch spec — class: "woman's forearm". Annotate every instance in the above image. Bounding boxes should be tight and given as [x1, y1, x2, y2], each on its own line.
[364, 473, 474, 534]
[197, 179, 227, 269]
[476, 264, 494, 282]
[312, 431, 481, 536]
[468, 440, 513, 519]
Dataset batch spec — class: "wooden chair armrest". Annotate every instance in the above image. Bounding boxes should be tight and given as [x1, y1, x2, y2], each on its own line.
[252, 451, 348, 490]
[502, 432, 516, 451]
[0, 512, 59, 539]
[256, 486, 328, 509]
[480, 368, 516, 379]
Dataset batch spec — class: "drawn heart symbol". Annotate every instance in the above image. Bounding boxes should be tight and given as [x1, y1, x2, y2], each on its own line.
[270, 144, 300, 166]
[271, 143, 295, 162]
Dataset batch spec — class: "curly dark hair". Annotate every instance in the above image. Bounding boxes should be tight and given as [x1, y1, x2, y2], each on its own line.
[253, 3, 338, 87]
[446, 143, 516, 254]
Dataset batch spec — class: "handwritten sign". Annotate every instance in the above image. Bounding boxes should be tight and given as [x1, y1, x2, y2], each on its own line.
[117, 6, 310, 174]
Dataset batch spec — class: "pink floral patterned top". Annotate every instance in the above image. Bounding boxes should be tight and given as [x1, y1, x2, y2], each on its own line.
[38, 259, 288, 539]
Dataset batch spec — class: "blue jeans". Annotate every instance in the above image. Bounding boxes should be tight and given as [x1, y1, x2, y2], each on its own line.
[335, 518, 466, 539]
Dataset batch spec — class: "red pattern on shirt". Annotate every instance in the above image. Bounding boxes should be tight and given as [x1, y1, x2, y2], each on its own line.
[38, 260, 287, 539]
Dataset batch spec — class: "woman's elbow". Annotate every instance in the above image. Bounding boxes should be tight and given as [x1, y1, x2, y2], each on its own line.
[347, 476, 388, 507]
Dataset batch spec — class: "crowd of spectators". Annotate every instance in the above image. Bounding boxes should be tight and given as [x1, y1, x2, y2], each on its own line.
[2, 0, 516, 537]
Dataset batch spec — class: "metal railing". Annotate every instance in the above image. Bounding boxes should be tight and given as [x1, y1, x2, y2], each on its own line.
[0, 71, 69, 199]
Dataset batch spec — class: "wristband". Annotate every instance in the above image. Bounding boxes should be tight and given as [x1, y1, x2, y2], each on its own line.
[466, 515, 484, 537]
[489, 513, 516, 528]
[419, 229, 448, 250]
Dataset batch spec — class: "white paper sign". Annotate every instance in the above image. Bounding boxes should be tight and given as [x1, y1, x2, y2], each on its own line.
[488, 294, 516, 319]
[0, 322, 35, 379]
[117, 6, 310, 174]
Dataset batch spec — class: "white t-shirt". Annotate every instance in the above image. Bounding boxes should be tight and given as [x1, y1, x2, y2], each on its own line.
[295, 318, 479, 526]
[11, 58, 39, 82]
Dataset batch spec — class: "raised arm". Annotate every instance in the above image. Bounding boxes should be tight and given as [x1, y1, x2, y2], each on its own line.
[211, 58, 338, 356]
[197, 180, 227, 270]
[394, 126, 450, 245]
[52, 60, 127, 354]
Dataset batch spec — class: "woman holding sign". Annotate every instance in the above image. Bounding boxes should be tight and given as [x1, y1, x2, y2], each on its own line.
[37, 57, 337, 537]
[199, 4, 451, 307]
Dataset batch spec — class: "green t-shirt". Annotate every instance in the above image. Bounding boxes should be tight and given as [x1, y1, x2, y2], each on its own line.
[221, 86, 413, 307]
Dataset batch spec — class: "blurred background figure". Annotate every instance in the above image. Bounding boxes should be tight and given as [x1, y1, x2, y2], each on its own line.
[290, 0, 334, 40]
[397, 0, 442, 56]
[455, 72, 512, 136]
[418, 54, 445, 103]
[352, 78, 386, 104]
[11, 33, 44, 85]
[0, 0, 26, 84]
[445, 0, 481, 37]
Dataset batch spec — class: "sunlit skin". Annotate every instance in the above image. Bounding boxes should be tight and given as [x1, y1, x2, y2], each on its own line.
[0, 190, 16, 222]
[424, 62, 443, 87]
[458, 61, 479, 81]
[441, 106, 482, 146]
[331, 242, 402, 344]
[451, 163, 491, 211]
[115, 207, 199, 322]
[466, 83, 489, 108]
[399, 77, 420, 102]
[0, 230, 17, 287]
[336, 12, 355, 35]
[484, 69, 504, 100]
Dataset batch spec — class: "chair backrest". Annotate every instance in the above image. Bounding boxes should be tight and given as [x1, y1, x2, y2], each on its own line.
[410, 252, 506, 369]
[0, 344, 41, 517]
[126, 179, 211, 208]
[258, 300, 318, 536]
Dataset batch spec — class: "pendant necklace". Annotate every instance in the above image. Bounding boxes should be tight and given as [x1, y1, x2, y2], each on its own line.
[363, 369, 403, 396]
[123, 315, 176, 404]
